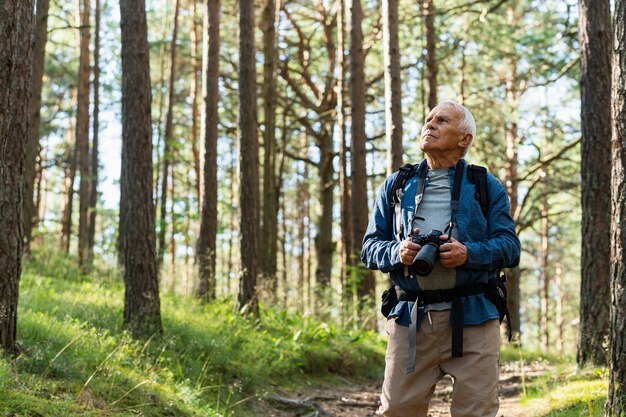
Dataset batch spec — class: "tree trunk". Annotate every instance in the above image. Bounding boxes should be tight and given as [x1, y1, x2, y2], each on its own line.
[607, 0, 626, 412]
[24, 0, 50, 251]
[422, 0, 437, 110]
[158, 0, 181, 267]
[383, 0, 403, 174]
[169, 161, 176, 286]
[237, 0, 260, 316]
[504, 27, 522, 340]
[348, 0, 375, 322]
[555, 263, 564, 354]
[337, 0, 353, 314]
[226, 146, 237, 296]
[297, 161, 306, 311]
[152, 6, 171, 248]
[315, 128, 335, 308]
[77, 0, 91, 269]
[190, 0, 201, 204]
[0, 0, 35, 354]
[197, 0, 221, 302]
[34, 159, 46, 242]
[60, 89, 78, 253]
[304, 156, 312, 312]
[261, 0, 279, 299]
[577, 0, 612, 368]
[119, 0, 162, 338]
[539, 193, 550, 353]
[88, 0, 101, 264]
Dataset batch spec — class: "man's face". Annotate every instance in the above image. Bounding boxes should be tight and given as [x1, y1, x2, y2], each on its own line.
[420, 104, 471, 157]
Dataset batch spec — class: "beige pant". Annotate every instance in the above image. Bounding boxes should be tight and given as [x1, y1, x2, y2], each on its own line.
[379, 311, 500, 417]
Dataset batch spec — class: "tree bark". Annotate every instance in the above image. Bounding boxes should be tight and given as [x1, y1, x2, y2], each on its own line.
[555, 263, 564, 353]
[337, 0, 353, 313]
[607, 0, 626, 412]
[77, 0, 92, 269]
[119, 0, 162, 338]
[348, 0, 375, 322]
[190, 0, 202, 204]
[197, 0, 221, 302]
[577, 0, 612, 368]
[383, 0, 403, 174]
[60, 89, 78, 253]
[23, 0, 50, 250]
[88, 0, 101, 264]
[539, 193, 550, 353]
[0, 0, 35, 354]
[158, 0, 181, 267]
[237, 0, 260, 316]
[422, 0, 437, 110]
[504, 12, 522, 339]
[261, 0, 279, 299]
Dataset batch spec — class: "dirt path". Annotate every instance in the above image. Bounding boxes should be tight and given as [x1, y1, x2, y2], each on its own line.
[265, 361, 545, 417]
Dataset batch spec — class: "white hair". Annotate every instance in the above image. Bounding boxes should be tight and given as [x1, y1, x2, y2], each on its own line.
[438, 101, 476, 156]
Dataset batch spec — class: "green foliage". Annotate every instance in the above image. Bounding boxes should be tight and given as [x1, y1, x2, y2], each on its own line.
[6, 248, 385, 416]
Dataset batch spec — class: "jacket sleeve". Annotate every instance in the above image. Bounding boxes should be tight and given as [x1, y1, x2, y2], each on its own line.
[360, 174, 403, 273]
[463, 177, 521, 270]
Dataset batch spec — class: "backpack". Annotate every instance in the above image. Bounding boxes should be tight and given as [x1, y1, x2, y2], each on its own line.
[382, 162, 512, 342]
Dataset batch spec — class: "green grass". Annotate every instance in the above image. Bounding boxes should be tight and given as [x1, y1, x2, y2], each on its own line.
[510, 356, 608, 417]
[1, 247, 386, 416]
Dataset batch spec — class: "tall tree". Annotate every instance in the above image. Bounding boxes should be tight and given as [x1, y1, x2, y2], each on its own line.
[77, 0, 92, 268]
[279, 1, 338, 304]
[577, 0, 612, 367]
[337, 0, 353, 310]
[261, 0, 279, 298]
[348, 0, 375, 319]
[539, 188, 550, 352]
[607, 0, 626, 412]
[383, 0, 403, 174]
[119, 0, 162, 337]
[0, 0, 35, 353]
[158, 0, 181, 267]
[237, 0, 260, 315]
[197, 0, 221, 302]
[88, 0, 101, 263]
[422, 0, 437, 110]
[59, 90, 78, 253]
[190, 0, 202, 204]
[503, 2, 522, 341]
[24, 0, 50, 250]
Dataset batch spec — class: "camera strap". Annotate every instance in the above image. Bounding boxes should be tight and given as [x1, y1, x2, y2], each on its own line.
[445, 161, 465, 235]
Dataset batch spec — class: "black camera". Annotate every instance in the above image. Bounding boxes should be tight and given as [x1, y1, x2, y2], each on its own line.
[410, 229, 447, 276]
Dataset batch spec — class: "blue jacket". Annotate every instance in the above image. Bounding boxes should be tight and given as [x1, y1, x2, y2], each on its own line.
[361, 159, 521, 327]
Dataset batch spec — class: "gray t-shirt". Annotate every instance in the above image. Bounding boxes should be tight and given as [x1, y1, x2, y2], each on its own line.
[412, 168, 457, 310]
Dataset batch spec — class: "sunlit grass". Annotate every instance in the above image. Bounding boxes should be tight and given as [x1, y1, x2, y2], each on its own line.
[517, 365, 607, 417]
[1, 247, 386, 416]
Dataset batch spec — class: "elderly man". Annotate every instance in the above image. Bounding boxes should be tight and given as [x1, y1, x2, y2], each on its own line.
[361, 101, 520, 417]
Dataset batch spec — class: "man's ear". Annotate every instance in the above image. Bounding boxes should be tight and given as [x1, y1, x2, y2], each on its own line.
[459, 133, 473, 151]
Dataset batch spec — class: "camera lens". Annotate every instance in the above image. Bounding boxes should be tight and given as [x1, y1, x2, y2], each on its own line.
[411, 243, 439, 276]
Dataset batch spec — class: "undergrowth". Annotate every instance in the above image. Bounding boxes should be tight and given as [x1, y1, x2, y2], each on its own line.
[0, 247, 386, 416]
[501, 345, 608, 417]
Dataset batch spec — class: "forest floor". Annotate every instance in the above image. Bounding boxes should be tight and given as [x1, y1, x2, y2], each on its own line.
[264, 360, 546, 417]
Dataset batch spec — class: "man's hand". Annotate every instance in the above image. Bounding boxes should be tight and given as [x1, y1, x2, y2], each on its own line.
[439, 235, 468, 268]
[399, 228, 422, 265]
